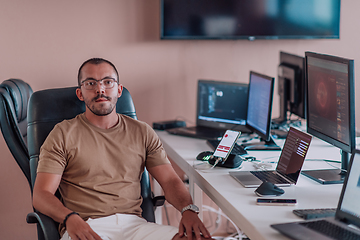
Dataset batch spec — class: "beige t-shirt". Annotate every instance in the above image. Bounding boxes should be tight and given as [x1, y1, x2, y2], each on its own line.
[38, 113, 170, 221]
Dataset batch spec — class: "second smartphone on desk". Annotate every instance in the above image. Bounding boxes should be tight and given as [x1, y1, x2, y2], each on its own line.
[256, 198, 297, 206]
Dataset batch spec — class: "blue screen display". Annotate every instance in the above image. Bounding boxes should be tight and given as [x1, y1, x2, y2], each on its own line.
[161, 0, 341, 40]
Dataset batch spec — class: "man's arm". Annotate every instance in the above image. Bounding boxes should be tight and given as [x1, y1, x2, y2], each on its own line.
[33, 172, 101, 240]
[148, 164, 211, 240]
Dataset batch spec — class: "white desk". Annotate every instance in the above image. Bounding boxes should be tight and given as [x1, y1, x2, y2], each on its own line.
[156, 131, 343, 240]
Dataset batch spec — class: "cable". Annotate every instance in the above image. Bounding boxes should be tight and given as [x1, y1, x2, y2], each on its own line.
[202, 205, 243, 238]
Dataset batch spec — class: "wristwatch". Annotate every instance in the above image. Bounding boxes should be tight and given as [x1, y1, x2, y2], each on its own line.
[181, 204, 199, 215]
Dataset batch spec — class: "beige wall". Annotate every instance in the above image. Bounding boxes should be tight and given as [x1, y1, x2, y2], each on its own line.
[0, 1, 359, 239]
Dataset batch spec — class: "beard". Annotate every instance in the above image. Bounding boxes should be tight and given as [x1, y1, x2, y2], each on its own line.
[84, 94, 117, 116]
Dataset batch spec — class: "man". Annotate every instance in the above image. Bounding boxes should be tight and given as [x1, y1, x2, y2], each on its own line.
[32, 58, 212, 240]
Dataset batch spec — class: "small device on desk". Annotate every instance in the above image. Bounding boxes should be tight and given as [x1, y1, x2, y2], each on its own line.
[293, 208, 336, 220]
[196, 130, 243, 169]
[256, 198, 296, 206]
[196, 150, 243, 169]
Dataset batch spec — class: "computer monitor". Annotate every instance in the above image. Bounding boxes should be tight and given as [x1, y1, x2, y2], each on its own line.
[274, 51, 306, 124]
[243, 71, 281, 150]
[302, 52, 355, 184]
[196, 79, 250, 132]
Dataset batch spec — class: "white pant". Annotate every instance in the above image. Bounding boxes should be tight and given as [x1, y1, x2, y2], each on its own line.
[61, 214, 178, 240]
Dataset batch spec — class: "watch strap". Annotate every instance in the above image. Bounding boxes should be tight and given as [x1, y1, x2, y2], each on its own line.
[181, 204, 199, 214]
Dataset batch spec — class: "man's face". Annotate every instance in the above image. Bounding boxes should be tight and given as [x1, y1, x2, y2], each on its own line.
[76, 62, 122, 116]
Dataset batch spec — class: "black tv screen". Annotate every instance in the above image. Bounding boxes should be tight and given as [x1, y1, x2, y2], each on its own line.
[161, 0, 341, 40]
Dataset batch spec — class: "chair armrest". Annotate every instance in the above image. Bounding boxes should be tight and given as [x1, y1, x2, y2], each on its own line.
[26, 211, 60, 240]
[152, 195, 166, 207]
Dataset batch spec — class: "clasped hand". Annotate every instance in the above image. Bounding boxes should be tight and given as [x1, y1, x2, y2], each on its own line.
[178, 211, 213, 240]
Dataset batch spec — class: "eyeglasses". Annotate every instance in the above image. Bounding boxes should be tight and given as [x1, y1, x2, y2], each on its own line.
[80, 78, 117, 90]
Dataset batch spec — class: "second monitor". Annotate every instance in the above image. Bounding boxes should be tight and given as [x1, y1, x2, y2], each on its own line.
[242, 71, 281, 151]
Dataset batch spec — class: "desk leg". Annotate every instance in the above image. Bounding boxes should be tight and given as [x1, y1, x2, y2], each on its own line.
[189, 176, 203, 220]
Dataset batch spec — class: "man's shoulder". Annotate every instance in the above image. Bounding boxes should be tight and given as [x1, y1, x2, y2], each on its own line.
[119, 114, 147, 127]
[54, 114, 84, 130]
[119, 114, 154, 133]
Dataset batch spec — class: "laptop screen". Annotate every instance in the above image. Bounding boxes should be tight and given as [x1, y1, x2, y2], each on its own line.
[276, 127, 312, 182]
[337, 150, 360, 227]
[196, 80, 248, 130]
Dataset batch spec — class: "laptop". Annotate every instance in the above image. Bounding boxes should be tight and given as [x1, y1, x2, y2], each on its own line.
[229, 127, 312, 188]
[271, 149, 360, 240]
[166, 79, 251, 140]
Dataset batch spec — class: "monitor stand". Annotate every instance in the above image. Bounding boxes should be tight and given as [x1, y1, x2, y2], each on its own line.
[242, 136, 281, 151]
[301, 151, 349, 184]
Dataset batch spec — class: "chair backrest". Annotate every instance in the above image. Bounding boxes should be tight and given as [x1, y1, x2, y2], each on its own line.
[0, 79, 33, 187]
[27, 86, 156, 222]
[1, 79, 33, 140]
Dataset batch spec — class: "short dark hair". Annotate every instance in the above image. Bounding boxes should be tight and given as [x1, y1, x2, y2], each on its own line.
[77, 58, 119, 86]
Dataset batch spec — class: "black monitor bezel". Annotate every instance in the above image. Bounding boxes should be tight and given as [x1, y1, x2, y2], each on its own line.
[278, 51, 306, 120]
[305, 51, 355, 154]
[196, 79, 249, 131]
[245, 71, 275, 141]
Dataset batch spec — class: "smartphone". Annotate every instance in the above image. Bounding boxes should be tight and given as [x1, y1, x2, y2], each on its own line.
[256, 198, 297, 206]
[213, 130, 241, 161]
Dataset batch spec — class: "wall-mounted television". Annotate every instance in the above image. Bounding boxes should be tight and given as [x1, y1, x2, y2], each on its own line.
[161, 0, 341, 40]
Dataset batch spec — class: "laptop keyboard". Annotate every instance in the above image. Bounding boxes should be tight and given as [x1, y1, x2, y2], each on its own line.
[207, 139, 247, 155]
[300, 220, 360, 240]
[250, 171, 289, 184]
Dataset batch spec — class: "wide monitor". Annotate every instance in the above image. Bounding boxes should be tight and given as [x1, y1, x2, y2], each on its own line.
[161, 0, 341, 40]
[242, 71, 280, 150]
[275, 51, 306, 124]
[302, 52, 355, 184]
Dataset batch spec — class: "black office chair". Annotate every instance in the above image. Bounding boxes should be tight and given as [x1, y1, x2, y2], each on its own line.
[26, 86, 165, 240]
[0, 79, 33, 188]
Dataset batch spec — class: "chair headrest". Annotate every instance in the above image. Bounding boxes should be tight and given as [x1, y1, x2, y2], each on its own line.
[27, 86, 137, 159]
[27, 86, 136, 124]
[0, 79, 33, 122]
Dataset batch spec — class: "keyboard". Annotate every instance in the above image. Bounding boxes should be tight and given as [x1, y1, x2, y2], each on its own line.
[293, 208, 336, 220]
[251, 171, 289, 184]
[206, 139, 247, 156]
[300, 220, 360, 240]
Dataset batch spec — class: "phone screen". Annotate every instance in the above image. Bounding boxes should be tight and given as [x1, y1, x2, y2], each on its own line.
[213, 130, 241, 160]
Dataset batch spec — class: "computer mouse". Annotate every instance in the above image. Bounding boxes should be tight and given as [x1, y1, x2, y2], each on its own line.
[255, 181, 285, 196]
[196, 151, 214, 161]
